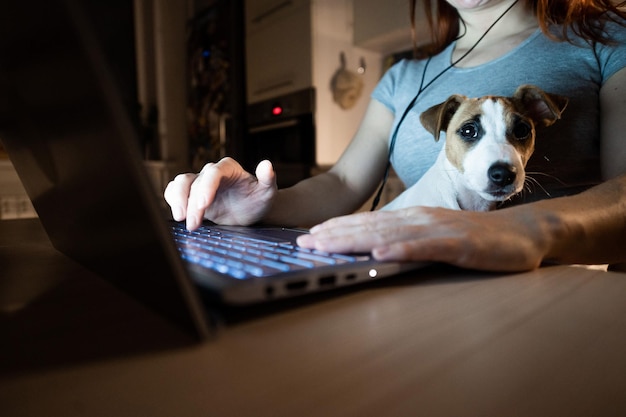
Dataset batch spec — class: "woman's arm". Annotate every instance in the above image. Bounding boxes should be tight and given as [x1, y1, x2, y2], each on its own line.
[165, 99, 394, 229]
[297, 174, 626, 271]
[261, 99, 394, 227]
[600, 67, 626, 180]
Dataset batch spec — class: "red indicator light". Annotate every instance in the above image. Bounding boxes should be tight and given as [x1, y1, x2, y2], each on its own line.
[272, 106, 283, 116]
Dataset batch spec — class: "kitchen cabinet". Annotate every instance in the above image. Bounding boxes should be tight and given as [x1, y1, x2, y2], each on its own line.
[186, 0, 248, 170]
[245, 0, 312, 104]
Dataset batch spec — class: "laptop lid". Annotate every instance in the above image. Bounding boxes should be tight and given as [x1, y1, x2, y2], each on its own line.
[0, 0, 214, 340]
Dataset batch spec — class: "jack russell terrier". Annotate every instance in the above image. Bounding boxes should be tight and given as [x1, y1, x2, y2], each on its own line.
[382, 85, 568, 212]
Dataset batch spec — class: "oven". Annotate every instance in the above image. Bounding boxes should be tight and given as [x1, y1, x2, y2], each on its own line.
[246, 88, 315, 188]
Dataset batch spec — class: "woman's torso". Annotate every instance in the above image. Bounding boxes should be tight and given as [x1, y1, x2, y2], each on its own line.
[372, 22, 626, 204]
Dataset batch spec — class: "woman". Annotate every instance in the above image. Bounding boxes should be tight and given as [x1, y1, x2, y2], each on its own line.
[165, 0, 626, 271]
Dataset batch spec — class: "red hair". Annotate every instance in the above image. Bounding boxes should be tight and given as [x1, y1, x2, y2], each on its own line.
[410, 0, 626, 58]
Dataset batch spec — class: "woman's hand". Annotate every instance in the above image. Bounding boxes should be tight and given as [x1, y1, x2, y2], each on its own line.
[297, 206, 553, 272]
[164, 157, 278, 230]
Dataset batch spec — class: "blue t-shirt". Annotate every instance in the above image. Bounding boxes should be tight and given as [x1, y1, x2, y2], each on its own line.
[372, 22, 626, 203]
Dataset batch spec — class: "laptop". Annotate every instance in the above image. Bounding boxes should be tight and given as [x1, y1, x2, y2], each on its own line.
[0, 0, 427, 339]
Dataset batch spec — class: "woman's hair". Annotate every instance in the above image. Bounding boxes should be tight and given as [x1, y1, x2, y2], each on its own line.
[410, 0, 626, 58]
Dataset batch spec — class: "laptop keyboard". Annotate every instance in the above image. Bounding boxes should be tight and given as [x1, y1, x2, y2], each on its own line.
[171, 223, 367, 280]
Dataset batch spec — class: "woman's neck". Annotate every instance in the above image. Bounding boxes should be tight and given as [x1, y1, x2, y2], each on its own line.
[452, 1, 538, 67]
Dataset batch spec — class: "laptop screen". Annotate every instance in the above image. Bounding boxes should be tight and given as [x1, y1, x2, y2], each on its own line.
[0, 0, 213, 339]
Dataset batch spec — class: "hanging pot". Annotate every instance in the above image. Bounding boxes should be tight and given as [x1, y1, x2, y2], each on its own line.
[330, 52, 364, 110]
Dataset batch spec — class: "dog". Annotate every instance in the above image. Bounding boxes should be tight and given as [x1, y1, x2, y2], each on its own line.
[382, 85, 568, 212]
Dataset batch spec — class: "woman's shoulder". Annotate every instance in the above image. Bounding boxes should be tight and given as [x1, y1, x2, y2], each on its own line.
[526, 20, 626, 67]
[598, 18, 626, 46]
[375, 58, 429, 96]
[603, 17, 626, 34]
[543, 17, 626, 45]
[382, 57, 427, 78]
[381, 47, 453, 85]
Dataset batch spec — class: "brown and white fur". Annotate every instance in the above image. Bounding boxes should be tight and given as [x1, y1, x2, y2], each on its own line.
[382, 85, 568, 212]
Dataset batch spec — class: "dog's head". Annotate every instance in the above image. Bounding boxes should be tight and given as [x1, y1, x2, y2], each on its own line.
[419, 84, 568, 204]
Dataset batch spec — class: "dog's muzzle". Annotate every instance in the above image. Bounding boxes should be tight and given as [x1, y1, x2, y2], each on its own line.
[488, 163, 517, 187]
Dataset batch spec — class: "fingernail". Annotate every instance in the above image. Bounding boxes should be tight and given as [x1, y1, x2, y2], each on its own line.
[296, 234, 313, 247]
[173, 206, 184, 221]
[186, 215, 198, 230]
[372, 246, 390, 260]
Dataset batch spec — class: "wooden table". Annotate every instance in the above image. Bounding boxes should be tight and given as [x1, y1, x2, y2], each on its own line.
[2, 218, 626, 417]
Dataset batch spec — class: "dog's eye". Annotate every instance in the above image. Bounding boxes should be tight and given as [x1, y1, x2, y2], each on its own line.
[458, 122, 479, 141]
[513, 121, 531, 140]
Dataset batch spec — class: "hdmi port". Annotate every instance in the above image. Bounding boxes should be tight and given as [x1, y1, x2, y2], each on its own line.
[285, 280, 308, 292]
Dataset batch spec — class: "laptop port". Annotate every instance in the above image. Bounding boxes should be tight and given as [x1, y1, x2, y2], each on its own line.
[318, 275, 336, 287]
[345, 273, 357, 281]
[285, 280, 308, 292]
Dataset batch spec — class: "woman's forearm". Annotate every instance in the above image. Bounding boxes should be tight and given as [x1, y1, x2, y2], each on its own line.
[262, 170, 369, 228]
[297, 174, 626, 272]
[530, 174, 626, 267]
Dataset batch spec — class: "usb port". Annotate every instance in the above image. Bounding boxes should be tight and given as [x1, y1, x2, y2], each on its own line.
[318, 275, 336, 287]
[285, 280, 308, 292]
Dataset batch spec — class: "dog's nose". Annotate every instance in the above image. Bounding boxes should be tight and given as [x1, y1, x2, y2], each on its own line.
[488, 163, 516, 187]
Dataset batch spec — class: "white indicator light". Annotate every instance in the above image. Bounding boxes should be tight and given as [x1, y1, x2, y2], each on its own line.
[368, 269, 378, 278]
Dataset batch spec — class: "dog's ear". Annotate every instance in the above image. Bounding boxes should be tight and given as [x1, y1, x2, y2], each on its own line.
[513, 84, 569, 127]
[420, 95, 464, 141]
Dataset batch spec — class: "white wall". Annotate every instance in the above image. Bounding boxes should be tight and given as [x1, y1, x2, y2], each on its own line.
[312, 0, 383, 166]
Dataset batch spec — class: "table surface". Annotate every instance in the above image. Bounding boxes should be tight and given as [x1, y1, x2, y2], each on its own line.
[1, 218, 626, 417]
